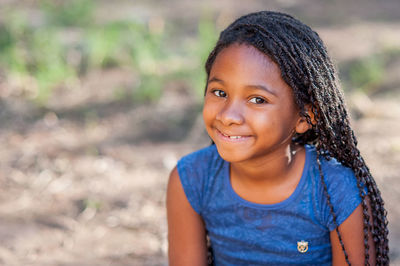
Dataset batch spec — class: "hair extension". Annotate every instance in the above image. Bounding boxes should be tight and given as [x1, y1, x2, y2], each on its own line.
[204, 11, 389, 265]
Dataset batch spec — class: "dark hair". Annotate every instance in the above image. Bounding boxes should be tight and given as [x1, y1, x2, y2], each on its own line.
[204, 11, 389, 265]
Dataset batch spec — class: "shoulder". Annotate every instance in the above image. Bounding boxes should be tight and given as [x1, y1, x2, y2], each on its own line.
[177, 144, 223, 179]
[178, 144, 220, 167]
[167, 166, 180, 192]
[175, 144, 224, 215]
[319, 154, 358, 191]
[166, 166, 208, 265]
[306, 146, 363, 230]
[306, 145, 356, 186]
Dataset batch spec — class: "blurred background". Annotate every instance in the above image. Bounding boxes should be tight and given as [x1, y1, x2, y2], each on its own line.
[0, 0, 399, 265]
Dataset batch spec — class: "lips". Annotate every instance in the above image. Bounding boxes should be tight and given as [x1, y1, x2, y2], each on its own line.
[215, 128, 252, 142]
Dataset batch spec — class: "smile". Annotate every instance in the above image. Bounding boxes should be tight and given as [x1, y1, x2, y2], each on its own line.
[216, 129, 252, 142]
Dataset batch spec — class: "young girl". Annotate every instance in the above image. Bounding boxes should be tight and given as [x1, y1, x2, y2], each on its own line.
[167, 11, 389, 265]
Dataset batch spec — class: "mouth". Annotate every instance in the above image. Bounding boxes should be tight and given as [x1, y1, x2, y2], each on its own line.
[215, 128, 252, 142]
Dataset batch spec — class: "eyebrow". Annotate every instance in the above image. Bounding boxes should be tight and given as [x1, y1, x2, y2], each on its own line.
[208, 77, 277, 96]
[208, 77, 225, 85]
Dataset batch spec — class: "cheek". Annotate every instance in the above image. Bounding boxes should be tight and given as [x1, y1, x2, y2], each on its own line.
[248, 111, 271, 126]
[202, 101, 215, 127]
[249, 109, 292, 132]
[203, 103, 212, 127]
[202, 102, 219, 139]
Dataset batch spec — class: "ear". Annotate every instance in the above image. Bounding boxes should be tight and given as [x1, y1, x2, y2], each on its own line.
[295, 104, 316, 134]
[295, 116, 311, 134]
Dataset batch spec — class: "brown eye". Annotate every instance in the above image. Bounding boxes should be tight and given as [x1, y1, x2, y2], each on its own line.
[249, 97, 266, 104]
[212, 90, 227, 98]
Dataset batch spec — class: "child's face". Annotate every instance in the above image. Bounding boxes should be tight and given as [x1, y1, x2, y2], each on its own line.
[203, 43, 304, 163]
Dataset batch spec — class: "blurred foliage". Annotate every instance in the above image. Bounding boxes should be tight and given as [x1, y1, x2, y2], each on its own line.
[83, 198, 102, 210]
[187, 18, 218, 98]
[165, 16, 218, 100]
[40, 0, 95, 27]
[0, 3, 218, 106]
[348, 55, 385, 92]
[341, 47, 400, 94]
[0, 11, 75, 104]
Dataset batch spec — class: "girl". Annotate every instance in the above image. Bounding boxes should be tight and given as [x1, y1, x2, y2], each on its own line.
[167, 11, 389, 265]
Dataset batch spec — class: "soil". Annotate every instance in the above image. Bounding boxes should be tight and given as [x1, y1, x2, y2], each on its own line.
[0, 1, 400, 265]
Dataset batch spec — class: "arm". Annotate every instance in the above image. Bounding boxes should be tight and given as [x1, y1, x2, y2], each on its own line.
[166, 166, 208, 266]
[330, 196, 376, 266]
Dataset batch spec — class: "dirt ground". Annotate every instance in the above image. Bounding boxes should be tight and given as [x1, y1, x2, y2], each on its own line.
[0, 1, 400, 265]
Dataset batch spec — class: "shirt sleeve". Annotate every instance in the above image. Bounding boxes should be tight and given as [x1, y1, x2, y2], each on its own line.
[176, 150, 207, 215]
[320, 160, 364, 231]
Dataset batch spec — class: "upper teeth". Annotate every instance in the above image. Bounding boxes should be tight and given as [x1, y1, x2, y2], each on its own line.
[222, 132, 242, 139]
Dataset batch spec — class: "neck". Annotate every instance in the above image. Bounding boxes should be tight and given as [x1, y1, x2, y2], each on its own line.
[230, 143, 304, 186]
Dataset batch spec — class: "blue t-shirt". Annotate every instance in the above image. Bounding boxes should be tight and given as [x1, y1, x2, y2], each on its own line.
[177, 144, 362, 265]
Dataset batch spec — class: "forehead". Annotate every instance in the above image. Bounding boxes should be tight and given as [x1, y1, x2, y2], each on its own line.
[213, 43, 277, 73]
[210, 44, 283, 83]
[209, 43, 293, 97]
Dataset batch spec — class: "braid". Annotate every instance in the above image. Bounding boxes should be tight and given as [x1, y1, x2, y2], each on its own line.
[204, 11, 389, 265]
[316, 153, 351, 265]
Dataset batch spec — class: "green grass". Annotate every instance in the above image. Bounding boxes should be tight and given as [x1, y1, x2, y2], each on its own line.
[341, 47, 400, 94]
[0, 4, 219, 106]
[167, 15, 218, 101]
[186, 17, 218, 99]
[40, 0, 95, 27]
[348, 55, 385, 92]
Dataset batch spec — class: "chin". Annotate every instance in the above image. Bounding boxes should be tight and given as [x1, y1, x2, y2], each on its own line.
[214, 145, 249, 163]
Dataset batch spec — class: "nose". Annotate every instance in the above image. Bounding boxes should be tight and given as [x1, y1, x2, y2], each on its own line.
[216, 100, 244, 126]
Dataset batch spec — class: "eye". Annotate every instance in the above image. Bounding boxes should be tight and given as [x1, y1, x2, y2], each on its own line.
[212, 89, 227, 98]
[249, 97, 267, 104]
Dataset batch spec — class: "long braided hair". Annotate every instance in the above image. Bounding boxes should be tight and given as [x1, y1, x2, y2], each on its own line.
[204, 11, 389, 265]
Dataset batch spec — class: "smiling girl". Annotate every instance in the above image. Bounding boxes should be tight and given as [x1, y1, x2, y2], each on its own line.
[167, 11, 389, 265]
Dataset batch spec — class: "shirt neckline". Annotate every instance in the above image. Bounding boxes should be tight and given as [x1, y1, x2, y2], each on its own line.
[224, 145, 311, 210]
